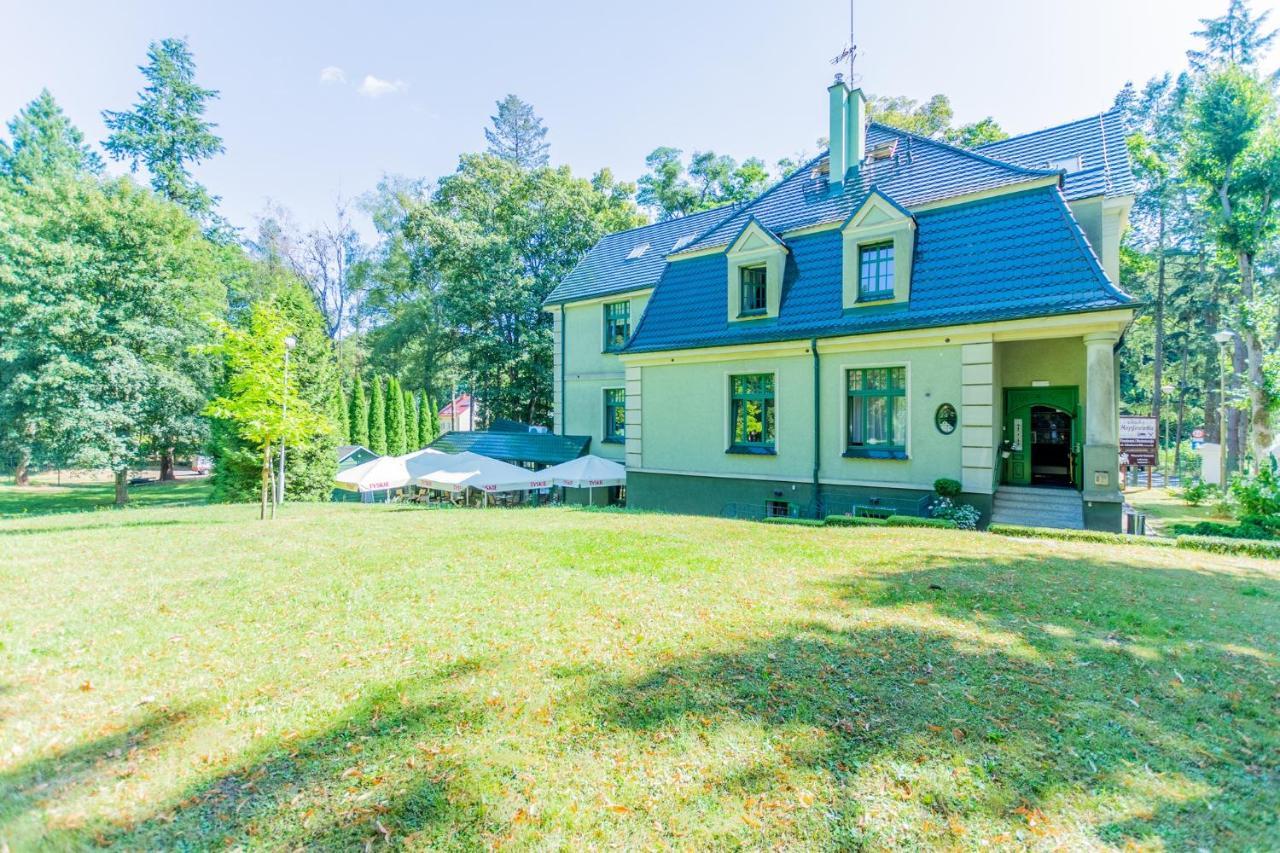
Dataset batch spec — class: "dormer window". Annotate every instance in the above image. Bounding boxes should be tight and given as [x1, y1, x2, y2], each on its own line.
[603, 300, 630, 352]
[739, 266, 767, 316]
[725, 219, 786, 322]
[841, 190, 915, 310]
[858, 242, 895, 301]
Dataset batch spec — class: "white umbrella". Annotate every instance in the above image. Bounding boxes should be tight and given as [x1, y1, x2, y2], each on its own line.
[539, 454, 626, 504]
[540, 455, 626, 489]
[415, 452, 542, 497]
[335, 448, 449, 495]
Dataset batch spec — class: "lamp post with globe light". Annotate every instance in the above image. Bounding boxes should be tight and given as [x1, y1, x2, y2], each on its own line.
[1212, 329, 1234, 490]
[277, 335, 297, 505]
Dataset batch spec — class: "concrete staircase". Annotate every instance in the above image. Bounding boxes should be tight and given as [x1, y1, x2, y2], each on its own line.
[990, 485, 1084, 530]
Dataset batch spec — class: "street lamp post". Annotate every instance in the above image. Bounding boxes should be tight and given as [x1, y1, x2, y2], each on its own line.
[277, 335, 298, 505]
[1212, 330, 1234, 490]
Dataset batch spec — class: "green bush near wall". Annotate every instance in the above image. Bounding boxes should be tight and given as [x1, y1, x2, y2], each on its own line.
[988, 524, 1173, 548]
[760, 516, 826, 527]
[886, 515, 957, 529]
[1175, 534, 1280, 559]
[825, 515, 889, 527]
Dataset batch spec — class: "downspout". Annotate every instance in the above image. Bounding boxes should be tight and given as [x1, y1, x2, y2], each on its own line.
[559, 305, 567, 436]
[811, 337, 821, 518]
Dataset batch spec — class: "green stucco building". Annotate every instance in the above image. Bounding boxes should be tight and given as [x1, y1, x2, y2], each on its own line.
[545, 78, 1136, 531]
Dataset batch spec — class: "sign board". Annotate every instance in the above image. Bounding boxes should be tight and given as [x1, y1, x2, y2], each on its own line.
[1119, 416, 1158, 467]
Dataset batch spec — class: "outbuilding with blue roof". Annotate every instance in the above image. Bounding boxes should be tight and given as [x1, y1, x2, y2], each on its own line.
[544, 77, 1137, 531]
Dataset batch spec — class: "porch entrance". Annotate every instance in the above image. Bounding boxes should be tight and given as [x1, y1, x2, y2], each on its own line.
[1003, 387, 1081, 489]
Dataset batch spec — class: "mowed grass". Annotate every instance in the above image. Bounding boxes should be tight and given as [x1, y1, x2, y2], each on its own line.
[1, 501, 1277, 849]
[0, 477, 212, 518]
[1123, 486, 1229, 537]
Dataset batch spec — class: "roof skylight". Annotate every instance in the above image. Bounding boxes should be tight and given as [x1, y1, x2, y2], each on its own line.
[1046, 155, 1084, 173]
[671, 234, 698, 252]
[626, 242, 650, 260]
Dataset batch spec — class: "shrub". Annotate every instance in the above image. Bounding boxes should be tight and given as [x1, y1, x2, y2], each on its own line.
[760, 516, 824, 527]
[1179, 479, 1220, 507]
[1175, 534, 1280, 559]
[933, 478, 963, 498]
[1241, 513, 1280, 532]
[988, 523, 1172, 547]
[887, 514, 958, 529]
[929, 496, 981, 530]
[1170, 520, 1277, 541]
[1229, 465, 1280, 517]
[825, 514, 888, 527]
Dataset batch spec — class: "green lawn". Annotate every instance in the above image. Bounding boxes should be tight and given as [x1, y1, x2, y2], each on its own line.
[0, 476, 212, 518]
[1124, 487, 1232, 536]
[1, 500, 1276, 849]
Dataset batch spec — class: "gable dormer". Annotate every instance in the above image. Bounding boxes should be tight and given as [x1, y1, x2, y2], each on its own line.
[841, 189, 915, 309]
[725, 218, 786, 322]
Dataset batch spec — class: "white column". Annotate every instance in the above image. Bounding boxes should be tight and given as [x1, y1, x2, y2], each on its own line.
[625, 365, 642, 469]
[960, 341, 995, 494]
[1083, 331, 1121, 500]
[552, 308, 563, 435]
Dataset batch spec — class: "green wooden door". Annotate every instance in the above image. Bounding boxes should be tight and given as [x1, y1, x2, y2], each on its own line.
[1005, 406, 1032, 485]
[1002, 387, 1081, 488]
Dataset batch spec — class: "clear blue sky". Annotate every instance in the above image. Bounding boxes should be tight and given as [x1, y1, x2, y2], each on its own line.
[5, 0, 1265, 237]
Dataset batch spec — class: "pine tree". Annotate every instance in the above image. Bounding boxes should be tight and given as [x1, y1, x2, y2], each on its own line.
[0, 89, 103, 183]
[387, 376, 406, 456]
[484, 94, 550, 169]
[103, 38, 225, 222]
[368, 376, 387, 455]
[1188, 0, 1277, 70]
[350, 377, 369, 447]
[405, 389, 420, 451]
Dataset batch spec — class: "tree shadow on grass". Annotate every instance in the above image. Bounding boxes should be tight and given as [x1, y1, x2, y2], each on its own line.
[8, 660, 494, 845]
[0, 704, 201, 842]
[583, 553, 1279, 849]
[0, 518, 226, 537]
[24, 661, 494, 849]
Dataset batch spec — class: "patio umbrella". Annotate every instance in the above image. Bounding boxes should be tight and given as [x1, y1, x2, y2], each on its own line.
[539, 454, 626, 504]
[335, 448, 449, 497]
[415, 452, 542, 499]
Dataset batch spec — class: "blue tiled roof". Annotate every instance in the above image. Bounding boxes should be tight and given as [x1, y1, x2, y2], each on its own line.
[624, 186, 1132, 353]
[977, 109, 1135, 201]
[428, 430, 590, 466]
[683, 123, 1057, 252]
[543, 205, 735, 305]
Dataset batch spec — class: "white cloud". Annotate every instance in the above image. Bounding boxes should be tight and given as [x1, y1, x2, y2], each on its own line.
[358, 74, 407, 98]
[318, 66, 347, 85]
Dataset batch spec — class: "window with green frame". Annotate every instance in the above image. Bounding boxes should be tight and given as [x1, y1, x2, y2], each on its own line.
[739, 265, 767, 316]
[728, 373, 775, 453]
[858, 242, 895, 301]
[846, 367, 907, 458]
[603, 300, 630, 351]
[603, 388, 625, 443]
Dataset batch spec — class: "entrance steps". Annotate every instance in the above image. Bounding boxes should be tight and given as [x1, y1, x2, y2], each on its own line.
[990, 485, 1084, 530]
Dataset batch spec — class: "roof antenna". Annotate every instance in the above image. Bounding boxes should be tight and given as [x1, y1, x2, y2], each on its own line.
[829, 0, 859, 85]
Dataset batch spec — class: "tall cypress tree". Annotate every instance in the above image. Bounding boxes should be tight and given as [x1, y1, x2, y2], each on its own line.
[387, 377, 406, 456]
[416, 393, 431, 447]
[427, 398, 441, 443]
[368, 376, 387, 455]
[405, 389, 420, 451]
[333, 377, 349, 448]
[350, 377, 368, 447]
